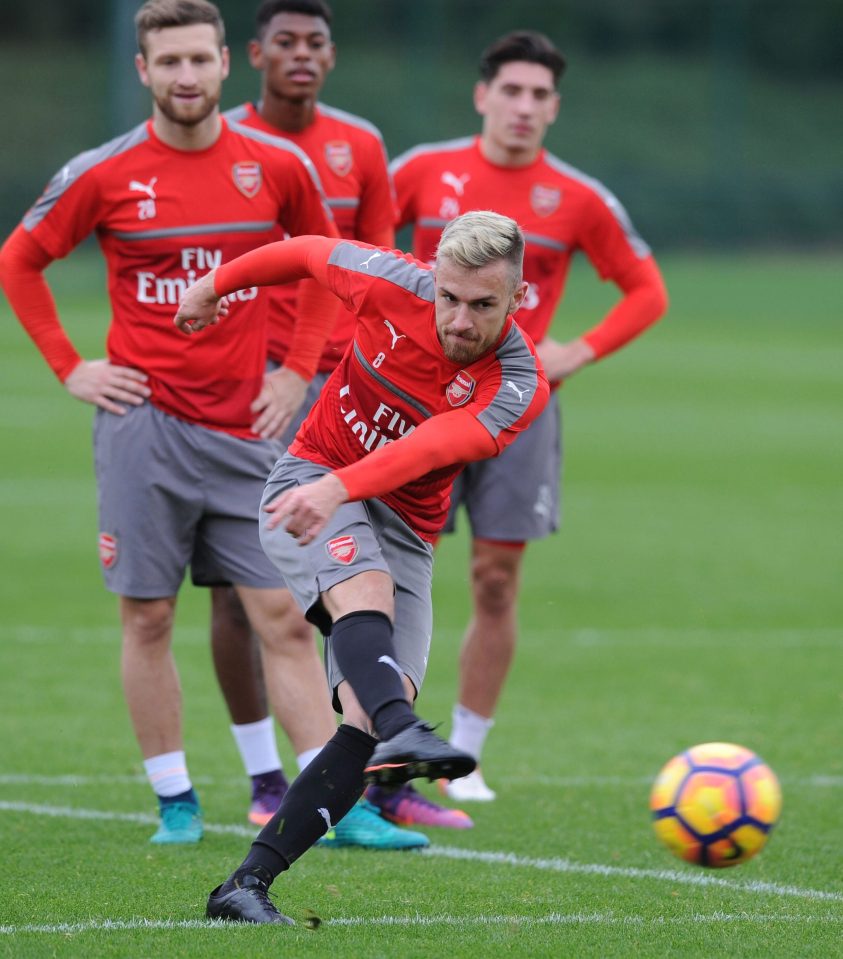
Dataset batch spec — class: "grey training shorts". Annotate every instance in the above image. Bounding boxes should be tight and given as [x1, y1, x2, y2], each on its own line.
[190, 369, 330, 587]
[443, 395, 562, 542]
[93, 402, 283, 597]
[260, 453, 434, 707]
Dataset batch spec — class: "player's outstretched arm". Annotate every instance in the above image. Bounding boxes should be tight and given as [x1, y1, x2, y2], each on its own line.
[176, 236, 343, 437]
[175, 236, 340, 337]
[265, 410, 505, 545]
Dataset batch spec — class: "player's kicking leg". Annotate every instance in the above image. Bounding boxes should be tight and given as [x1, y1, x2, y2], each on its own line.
[207, 685, 470, 923]
[235, 584, 435, 849]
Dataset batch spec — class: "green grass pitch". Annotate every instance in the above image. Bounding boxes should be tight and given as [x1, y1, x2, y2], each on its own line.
[1, 250, 841, 958]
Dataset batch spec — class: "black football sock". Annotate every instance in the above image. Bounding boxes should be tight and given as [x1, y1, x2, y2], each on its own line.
[158, 787, 198, 808]
[224, 724, 377, 890]
[329, 610, 417, 740]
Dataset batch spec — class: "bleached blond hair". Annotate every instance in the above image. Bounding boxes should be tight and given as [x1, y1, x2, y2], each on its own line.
[436, 210, 524, 287]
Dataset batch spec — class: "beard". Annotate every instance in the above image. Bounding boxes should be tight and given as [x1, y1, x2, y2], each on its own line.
[154, 88, 219, 127]
[439, 328, 490, 365]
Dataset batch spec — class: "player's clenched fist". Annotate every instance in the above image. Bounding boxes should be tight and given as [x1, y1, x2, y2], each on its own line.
[264, 473, 349, 543]
[174, 270, 229, 334]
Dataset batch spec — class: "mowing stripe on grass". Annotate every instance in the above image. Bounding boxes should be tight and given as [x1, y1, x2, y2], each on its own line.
[3, 624, 842, 648]
[568, 627, 843, 648]
[3, 772, 843, 788]
[526, 774, 843, 788]
[3, 912, 843, 935]
[2, 800, 841, 904]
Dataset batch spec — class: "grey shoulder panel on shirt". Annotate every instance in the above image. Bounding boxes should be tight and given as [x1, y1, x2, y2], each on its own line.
[23, 122, 150, 231]
[543, 151, 651, 258]
[389, 136, 475, 175]
[225, 101, 387, 145]
[328, 242, 435, 302]
[222, 103, 251, 124]
[316, 102, 387, 142]
[477, 325, 542, 439]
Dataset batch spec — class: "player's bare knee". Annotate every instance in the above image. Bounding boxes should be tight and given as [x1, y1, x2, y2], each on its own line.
[258, 606, 314, 653]
[120, 597, 175, 647]
[210, 585, 250, 632]
[237, 586, 313, 650]
[470, 559, 519, 614]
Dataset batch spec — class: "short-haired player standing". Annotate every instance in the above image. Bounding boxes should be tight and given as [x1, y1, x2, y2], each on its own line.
[0, 0, 340, 844]
[390, 31, 669, 802]
[173, 210, 549, 923]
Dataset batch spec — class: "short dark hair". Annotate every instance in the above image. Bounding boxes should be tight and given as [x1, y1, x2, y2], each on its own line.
[135, 0, 225, 57]
[255, 0, 333, 39]
[479, 30, 566, 86]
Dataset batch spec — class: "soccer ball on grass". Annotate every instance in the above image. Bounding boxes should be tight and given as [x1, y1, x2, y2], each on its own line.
[649, 742, 782, 868]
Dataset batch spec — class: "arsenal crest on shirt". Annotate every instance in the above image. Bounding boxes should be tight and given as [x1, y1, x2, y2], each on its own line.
[98, 532, 118, 569]
[445, 370, 477, 407]
[325, 141, 353, 177]
[232, 162, 263, 198]
[326, 535, 358, 564]
[530, 183, 561, 217]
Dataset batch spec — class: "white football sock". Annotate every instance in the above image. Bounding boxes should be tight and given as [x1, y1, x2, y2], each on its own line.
[296, 747, 323, 772]
[450, 703, 495, 761]
[144, 750, 192, 798]
[230, 716, 283, 777]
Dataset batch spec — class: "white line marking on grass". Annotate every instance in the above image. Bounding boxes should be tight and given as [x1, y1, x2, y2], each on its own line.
[423, 846, 843, 903]
[3, 912, 843, 935]
[0, 919, 224, 935]
[0, 801, 255, 838]
[330, 912, 843, 927]
[2, 800, 841, 904]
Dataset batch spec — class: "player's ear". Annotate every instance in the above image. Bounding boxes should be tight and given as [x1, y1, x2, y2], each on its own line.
[509, 280, 529, 314]
[473, 81, 489, 116]
[220, 45, 231, 81]
[135, 52, 150, 88]
[547, 91, 561, 124]
[247, 38, 263, 70]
